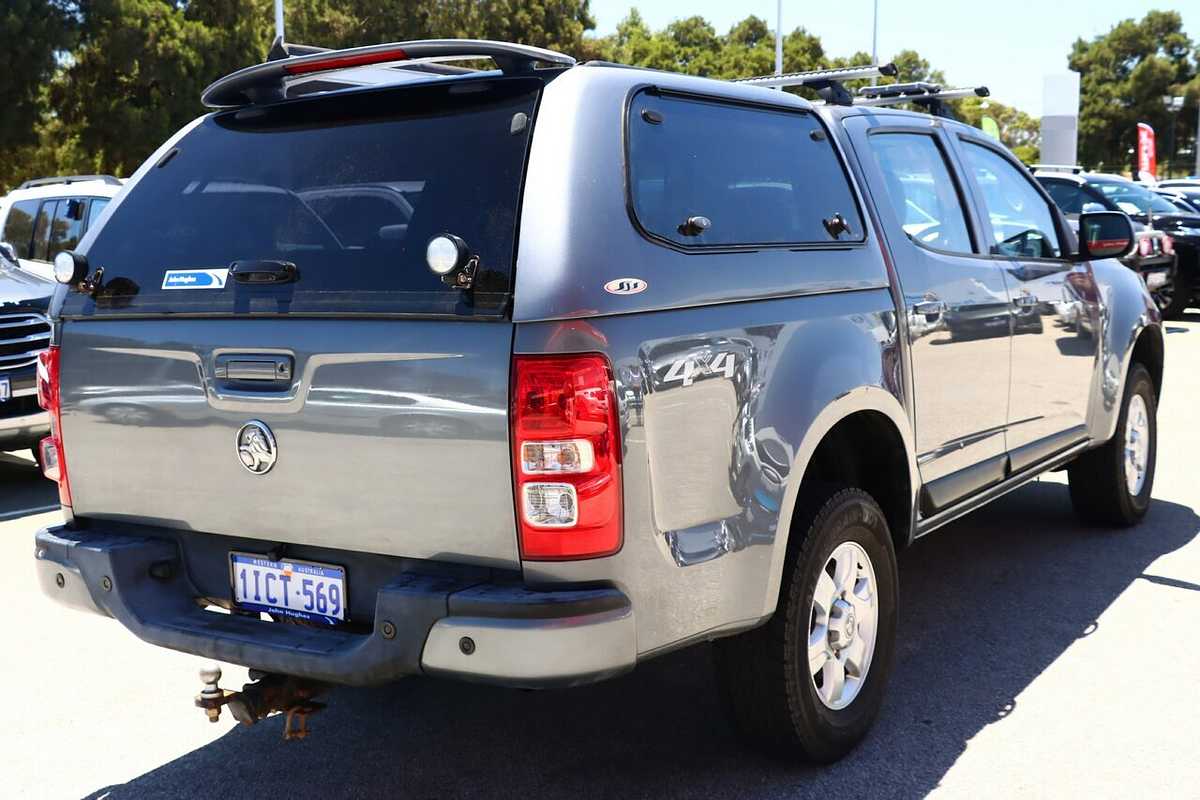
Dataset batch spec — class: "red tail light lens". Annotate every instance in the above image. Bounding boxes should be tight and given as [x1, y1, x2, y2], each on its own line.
[512, 354, 622, 560]
[1162, 235, 1175, 256]
[36, 346, 71, 506]
[1138, 237, 1153, 257]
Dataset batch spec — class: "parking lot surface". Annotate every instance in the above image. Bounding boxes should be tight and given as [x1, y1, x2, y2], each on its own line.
[3, 314, 1199, 800]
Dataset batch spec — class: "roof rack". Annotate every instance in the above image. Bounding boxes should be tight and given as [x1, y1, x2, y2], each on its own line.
[202, 39, 576, 108]
[734, 63, 898, 105]
[18, 175, 122, 190]
[854, 82, 989, 118]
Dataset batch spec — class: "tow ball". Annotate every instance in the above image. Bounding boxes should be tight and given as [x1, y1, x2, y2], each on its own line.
[195, 665, 327, 741]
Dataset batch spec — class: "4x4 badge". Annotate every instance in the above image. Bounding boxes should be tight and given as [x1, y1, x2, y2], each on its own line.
[236, 420, 277, 475]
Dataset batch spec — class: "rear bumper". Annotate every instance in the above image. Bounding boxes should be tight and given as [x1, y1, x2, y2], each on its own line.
[34, 525, 636, 688]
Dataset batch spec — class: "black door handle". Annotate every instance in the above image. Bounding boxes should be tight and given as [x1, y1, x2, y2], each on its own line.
[215, 354, 293, 383]
[230, 260, 299, 285]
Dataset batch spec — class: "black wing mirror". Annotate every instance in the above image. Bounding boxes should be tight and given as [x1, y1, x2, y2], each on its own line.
[1077, 211, 1134, 260]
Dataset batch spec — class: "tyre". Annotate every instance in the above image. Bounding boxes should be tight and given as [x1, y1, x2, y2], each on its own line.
[1157, 276, 1189, 320]
[714, 487, 898, 762]
[1067, 363, 1156, 526]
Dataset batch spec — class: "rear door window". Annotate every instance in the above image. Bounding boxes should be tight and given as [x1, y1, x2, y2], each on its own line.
[627, 92, 863, 248]
[2, 199, 40, 259]
[48, 198, 86, 260]
[31, 201, 54, 261]
[66, 78, 540, 317]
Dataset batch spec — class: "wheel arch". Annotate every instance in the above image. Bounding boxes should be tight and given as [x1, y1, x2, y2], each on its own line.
[761, 386, 917, 619]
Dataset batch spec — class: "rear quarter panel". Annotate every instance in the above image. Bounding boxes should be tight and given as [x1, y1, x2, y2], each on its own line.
[513, 67, 914, 654]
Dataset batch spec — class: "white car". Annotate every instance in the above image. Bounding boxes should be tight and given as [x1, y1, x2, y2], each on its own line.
[0, 175, 123, 282]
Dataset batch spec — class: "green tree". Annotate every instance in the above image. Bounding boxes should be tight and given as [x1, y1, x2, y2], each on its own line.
[0, 1, 77, 153]
[1070, 10, 1197, 173]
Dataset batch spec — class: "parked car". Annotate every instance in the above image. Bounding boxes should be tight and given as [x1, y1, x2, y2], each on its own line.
[33, 41, 1163, 763]
[1155, 188, 1200, 214]
[1036, 168, 1199, 318]
[0, 248, 52, 461]
[0, 175, 123, 283]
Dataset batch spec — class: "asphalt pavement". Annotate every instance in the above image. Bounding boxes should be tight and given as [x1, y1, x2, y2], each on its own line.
[3, 313, 1199, 799]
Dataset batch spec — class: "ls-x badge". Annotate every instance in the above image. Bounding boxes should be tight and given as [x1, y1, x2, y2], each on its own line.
[236, 420, 277, 475]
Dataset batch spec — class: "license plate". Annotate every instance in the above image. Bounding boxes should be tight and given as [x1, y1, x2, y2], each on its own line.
[0, 376, 9, 402]
[230, 553, 347, 625]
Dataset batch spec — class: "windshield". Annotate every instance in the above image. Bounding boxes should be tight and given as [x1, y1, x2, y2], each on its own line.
[1088, 179, 1179, 216]
[65, 78, 540, 317]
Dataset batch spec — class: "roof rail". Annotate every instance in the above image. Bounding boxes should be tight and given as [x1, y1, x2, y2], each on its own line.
[854, 82, 989, 119]
[1029, 164, 1084, 174]
[733, 63, 898, 105]
[18, 175, 122, 190]
[202, 39, 576, 108]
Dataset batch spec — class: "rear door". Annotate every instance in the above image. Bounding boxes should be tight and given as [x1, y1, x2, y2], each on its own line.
[59, 78, 542, 568]
[847, 116, 1012, 514]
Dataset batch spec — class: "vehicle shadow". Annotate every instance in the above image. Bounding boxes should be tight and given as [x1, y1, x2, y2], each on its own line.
[86, 482, 1199, 800]
[0, 451, 59, 519]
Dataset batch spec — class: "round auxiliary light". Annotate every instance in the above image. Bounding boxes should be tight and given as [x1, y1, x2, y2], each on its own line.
[426, 234, 467, 276]
[53, 251, 87, 285]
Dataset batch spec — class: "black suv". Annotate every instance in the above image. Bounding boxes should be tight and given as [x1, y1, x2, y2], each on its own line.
[1036, 168, 1200, 318]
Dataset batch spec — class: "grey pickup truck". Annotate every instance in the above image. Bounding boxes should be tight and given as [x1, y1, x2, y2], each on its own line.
[34, 40, 1162, 762]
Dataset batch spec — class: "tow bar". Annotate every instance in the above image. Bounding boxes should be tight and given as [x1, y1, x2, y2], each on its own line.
[195, 665, 327, 741]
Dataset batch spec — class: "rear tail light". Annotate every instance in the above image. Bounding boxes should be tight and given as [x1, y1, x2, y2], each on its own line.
[1163, 235, 1175, 256]
[36, 346, 71, 506]
[1138, 237, 1153, 257]
[512, 354, 622, 560]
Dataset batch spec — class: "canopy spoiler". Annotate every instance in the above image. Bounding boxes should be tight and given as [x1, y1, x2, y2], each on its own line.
[201, 38, 576, 109]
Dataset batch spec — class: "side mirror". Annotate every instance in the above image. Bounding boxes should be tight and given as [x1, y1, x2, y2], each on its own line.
[1077, 212, 1134, 260]
[0, 241, 17, 265]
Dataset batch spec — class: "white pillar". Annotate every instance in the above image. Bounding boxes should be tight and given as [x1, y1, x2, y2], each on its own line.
[1041, 72, 1081, 167]
[774, 0, 783, 78]
[275, 0, 285, 41]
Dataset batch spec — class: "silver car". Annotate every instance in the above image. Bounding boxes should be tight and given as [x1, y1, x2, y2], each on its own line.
[33, 40, 1162, 761]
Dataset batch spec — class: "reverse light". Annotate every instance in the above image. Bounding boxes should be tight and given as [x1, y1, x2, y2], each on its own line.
[36, 346, 72, 506]
[512, 354, 622, 560]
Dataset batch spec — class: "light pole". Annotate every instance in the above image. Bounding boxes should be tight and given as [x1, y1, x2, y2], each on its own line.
[1163, 95, 1183, 178]
[871, 0, 879, 84]
[275, 0, 285, 41]
[777, 0, 787, 79]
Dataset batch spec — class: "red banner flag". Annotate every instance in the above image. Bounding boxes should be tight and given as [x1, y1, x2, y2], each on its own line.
[1136, 122, 1156, 181]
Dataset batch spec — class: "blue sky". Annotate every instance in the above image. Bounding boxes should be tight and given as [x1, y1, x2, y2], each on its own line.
[588, 1, 1199, 116]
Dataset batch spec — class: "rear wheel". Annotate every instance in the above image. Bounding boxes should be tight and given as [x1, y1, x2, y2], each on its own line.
[1067, 363, 1156, 526]
[714, 487, 898, 762]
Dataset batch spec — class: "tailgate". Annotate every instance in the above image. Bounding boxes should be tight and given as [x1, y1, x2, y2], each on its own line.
[59, 318, 519, 567]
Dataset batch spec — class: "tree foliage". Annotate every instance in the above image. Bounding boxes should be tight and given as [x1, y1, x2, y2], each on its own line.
[18, 5, 1200, 191]
[1070, 10, 1199, 173]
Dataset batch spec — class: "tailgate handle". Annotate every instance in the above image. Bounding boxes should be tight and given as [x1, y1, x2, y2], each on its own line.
[215, 355, 293, 383]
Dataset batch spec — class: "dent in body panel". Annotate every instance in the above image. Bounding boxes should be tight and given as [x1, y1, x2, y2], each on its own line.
[517, 290, 912, 656]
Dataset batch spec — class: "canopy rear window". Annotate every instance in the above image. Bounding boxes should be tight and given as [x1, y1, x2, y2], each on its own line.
[65, 78, 540, 317]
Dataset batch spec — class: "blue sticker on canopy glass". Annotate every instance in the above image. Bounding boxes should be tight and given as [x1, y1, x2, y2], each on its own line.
[162, 268, 229, 289]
